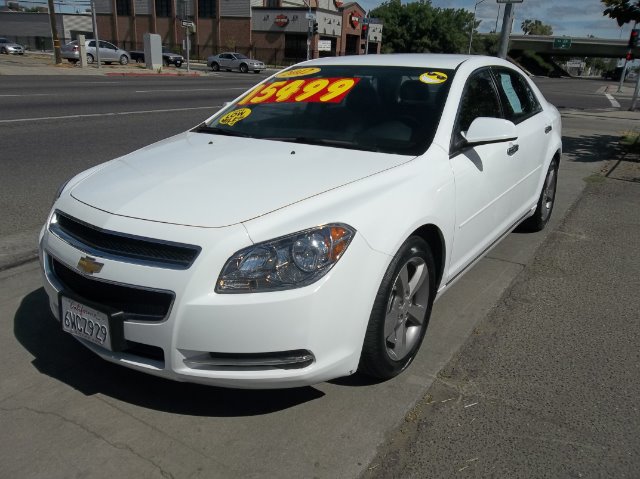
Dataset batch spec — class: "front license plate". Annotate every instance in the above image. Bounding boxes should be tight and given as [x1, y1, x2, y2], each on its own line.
[61, 296, 112, 351]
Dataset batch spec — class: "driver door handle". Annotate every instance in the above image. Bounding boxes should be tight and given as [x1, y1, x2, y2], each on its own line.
[507, 144, 519, 156]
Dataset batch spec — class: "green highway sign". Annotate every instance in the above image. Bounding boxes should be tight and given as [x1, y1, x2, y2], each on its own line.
[553, 38, 572, 49]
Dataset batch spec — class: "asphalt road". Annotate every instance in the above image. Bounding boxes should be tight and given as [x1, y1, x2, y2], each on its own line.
[0, 73, 638, 478]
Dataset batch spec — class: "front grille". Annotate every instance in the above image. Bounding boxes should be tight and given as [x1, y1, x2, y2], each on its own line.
[50, 211, 200, 269]
[51, 257, 174, 322]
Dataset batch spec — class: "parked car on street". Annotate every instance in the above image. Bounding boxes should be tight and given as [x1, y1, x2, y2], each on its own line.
[40, 54, 561, 389]
[60, 39, 130, 65]
[129, 47, 185, 67]
[0, 37, 24, 55]
[207, 52, 265, 73]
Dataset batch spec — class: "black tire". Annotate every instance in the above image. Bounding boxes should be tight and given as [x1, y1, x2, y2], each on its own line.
[119, 55, 129, 65]
[520, 156, 559, 232]
[358, 236, 436, 379]
[86, 54, 94, 64]
[210, 62, 219, 71]
[239, 63, 248, 73]
[254, 70, 260, 74]
[0, 47, 6, 54]
[135, 57, 144, 63]
[175, 61, 182, 68]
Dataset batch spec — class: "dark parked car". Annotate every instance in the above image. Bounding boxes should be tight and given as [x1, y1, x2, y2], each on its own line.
[129, 47, 185, 67]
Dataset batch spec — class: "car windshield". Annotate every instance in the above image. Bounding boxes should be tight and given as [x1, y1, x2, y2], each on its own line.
[200, 65, 453, 156]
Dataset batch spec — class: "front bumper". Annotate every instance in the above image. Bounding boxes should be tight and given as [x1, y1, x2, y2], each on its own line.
[39, 200, 388, 388]
[4, 46, 24, 54]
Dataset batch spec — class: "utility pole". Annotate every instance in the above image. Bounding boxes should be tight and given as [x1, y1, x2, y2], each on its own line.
[47, 0, 62, 64]
[91, 0, 101, 69]
[497, 2, 515, 59]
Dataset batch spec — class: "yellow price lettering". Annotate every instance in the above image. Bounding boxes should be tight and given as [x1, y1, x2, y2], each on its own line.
[320, 78, 356, 102]
[275, 80, 305, 102]
[295, 79, 330, 102]
[250, 81, 287, 104]
[237, 84, 265, 106]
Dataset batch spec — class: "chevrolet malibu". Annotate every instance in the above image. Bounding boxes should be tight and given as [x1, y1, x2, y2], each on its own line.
[40, 54, 561, 389]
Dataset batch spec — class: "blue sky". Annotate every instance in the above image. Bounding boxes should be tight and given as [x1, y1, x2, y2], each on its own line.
[358, 0, 636, 39]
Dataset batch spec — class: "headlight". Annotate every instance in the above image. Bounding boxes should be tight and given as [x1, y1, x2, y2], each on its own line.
[216, 224, 355, 293]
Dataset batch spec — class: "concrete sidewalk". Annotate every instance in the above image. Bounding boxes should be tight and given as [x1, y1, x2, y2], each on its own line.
[0, 51, 209, 76]
[363, 148, 640, 477]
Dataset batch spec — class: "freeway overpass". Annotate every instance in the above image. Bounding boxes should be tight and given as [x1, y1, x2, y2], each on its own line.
[507, 35, 634, 58]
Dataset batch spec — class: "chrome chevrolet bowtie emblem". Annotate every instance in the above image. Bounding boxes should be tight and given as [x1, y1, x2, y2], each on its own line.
[77, 256, 104, 275]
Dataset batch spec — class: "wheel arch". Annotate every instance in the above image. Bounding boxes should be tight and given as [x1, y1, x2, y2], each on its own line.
[410, 224, 445, 291]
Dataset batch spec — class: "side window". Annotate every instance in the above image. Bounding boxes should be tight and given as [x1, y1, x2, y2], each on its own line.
[88, 41, 96, 47]
[493, 68, 542, 123]
[452, 69, 502, 151]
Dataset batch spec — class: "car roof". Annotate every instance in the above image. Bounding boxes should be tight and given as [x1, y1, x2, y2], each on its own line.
[297, 53, 507, 71]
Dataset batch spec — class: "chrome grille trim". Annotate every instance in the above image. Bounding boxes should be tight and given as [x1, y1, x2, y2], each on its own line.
[50, 211, 201, 270]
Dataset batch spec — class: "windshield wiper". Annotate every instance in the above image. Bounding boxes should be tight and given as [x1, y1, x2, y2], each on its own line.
[192, 124, 252, 138]
[265, 137, 381, 152]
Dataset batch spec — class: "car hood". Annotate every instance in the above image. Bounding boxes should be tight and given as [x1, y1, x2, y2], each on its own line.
[70, 132, 411, 228]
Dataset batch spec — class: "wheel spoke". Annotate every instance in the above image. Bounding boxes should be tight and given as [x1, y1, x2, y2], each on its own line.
[407, 302, 426, 324]
[407, 261, 426, 296]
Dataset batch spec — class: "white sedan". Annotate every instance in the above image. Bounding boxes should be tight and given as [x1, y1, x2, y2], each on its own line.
[39, 54, 561, 389]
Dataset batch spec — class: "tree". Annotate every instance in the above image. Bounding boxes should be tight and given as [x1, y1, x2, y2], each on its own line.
[602, 0, 640, 26]
[521, 19, 553, 35]
[369, 0, 475, 54]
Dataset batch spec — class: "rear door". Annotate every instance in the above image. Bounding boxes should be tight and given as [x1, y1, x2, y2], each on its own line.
[491, 67, 548, 217]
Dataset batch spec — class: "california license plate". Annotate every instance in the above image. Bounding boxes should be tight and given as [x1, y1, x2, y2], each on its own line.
[61, 296, 112, 351]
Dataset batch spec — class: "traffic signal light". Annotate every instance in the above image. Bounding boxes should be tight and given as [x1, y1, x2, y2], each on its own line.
[361, 24, 368, 40]
[627, 51, 634, 61]
[629, 28, 639, 48]
[313, 22, 318, 34]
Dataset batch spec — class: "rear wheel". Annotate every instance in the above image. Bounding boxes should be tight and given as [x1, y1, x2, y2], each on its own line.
[520, 156, 559, 232]
[1, 47, 7, 54]
[239, 63, 248, 73]
[86, 54, 94, 64]
[359, 237, 435, 379]
[119, 55, 129, 65]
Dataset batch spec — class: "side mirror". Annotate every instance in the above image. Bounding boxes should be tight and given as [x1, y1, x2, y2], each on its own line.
[461, 117, 517, 145]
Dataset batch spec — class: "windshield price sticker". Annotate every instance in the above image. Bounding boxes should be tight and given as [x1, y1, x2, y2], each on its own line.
[238, 77, 361, 105]
[219, 108, 252, 126]
[276, 67, 322, 78]
[419, 71, 448, 84]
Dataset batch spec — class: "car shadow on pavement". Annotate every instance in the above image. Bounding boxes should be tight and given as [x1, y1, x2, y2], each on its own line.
[13, 288, 325, 415]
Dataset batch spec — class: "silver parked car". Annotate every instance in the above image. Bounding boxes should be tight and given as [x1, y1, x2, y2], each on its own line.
[0, 37, 24, 55]
[207, 52, 265, 73]
[61, 39, 130, 65]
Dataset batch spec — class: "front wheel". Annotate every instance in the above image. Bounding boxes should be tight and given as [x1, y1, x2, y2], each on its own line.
[520, 156, 559, 232]
[0, 47, 6, 54]
[86, 53, 94, 64]
[119, 55, 129, 65]
[358, 237, 435, 379]
[175, 61, 182, 68]
[239, 63, 248, 73]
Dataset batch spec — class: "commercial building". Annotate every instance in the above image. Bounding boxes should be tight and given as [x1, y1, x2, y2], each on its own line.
[0, 0, 382, 64]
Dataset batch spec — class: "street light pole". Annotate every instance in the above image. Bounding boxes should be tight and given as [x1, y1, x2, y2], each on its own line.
[467, 0, 486, 54]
